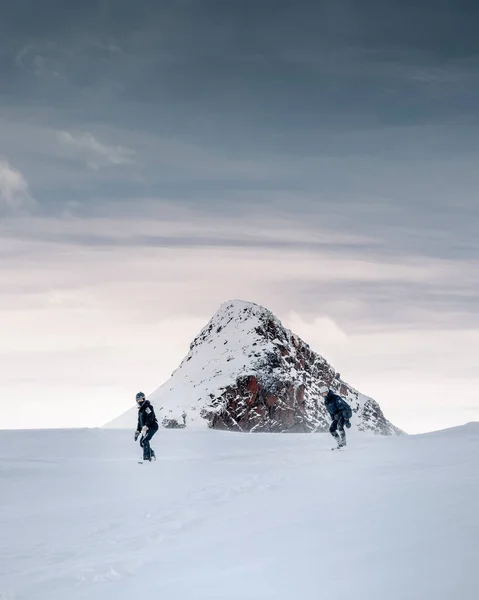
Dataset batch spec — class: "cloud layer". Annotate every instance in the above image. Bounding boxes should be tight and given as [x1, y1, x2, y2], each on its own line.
[57, 131, 137, 169]
[0, 0, 478, 431]
[0, 159, 33, 213]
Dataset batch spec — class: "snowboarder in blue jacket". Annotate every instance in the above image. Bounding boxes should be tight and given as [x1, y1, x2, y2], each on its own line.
[134, 392, 159, 461]
[320, 386, 352, 448]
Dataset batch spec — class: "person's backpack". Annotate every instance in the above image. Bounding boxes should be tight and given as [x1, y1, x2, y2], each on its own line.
[337, 397, 353, 420]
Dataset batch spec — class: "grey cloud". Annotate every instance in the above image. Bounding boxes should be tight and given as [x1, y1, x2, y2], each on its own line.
[292, 279, 479, 331]
[57, 130, 137, 169]
[0, 229, 374, 252]
[0, 158, 36, 214]
[0, 0, 477, 306]
[2, 0, 479, 187]
[1, 207, 477, 327]
[3, 1, 479, 53]
[2, 1, 479, 126]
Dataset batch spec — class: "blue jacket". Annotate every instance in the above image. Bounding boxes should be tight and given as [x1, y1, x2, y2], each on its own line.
[324, 391, 352, 421]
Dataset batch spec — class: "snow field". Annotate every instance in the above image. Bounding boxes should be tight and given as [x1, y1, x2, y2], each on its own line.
[0, 424, 478, 599]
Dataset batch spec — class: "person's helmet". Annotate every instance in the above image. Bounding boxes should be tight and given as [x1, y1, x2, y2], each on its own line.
[135, 391, 146, 404]
[319, 385, 329, 397]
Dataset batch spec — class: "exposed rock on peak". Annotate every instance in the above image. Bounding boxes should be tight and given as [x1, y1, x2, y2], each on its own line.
[106, 299, 402, 435]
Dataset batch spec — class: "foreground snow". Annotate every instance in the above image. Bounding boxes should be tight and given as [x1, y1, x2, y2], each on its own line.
[1, 424, 478, 600]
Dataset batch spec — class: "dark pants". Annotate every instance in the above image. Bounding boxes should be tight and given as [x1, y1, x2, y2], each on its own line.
[329, 414, 346, 446]
[140, 428, 157, 460]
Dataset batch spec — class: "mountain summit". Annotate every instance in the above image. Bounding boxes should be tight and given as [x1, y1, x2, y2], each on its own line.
[107, 300, 401, 435]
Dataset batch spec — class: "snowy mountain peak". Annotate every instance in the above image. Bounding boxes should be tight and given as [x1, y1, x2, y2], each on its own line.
[213, 299, 272, 320]
[187, 299, 272, 348]
[107, 300, 401, 435]
[187, 299, 284, 352]
[182, 299, 288, 372]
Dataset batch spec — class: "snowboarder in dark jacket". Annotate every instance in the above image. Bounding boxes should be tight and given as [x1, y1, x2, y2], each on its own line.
[134, 392, 159, 461]
[320, 386, 352, 448]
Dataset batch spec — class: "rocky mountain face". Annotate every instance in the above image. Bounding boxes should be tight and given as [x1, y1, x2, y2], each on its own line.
[106, 300, 402, 436]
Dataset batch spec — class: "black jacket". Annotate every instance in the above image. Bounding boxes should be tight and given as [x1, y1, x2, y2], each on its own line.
[324, 391, 352, 421]
[136, 400, 159, 432]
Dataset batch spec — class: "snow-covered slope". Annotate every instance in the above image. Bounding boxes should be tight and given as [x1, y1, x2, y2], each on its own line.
[1, 425, 478, 600]
[107, 300, 400, 434]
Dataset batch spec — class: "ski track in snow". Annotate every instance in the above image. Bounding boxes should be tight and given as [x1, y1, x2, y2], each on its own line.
[0, 425, 478, 600]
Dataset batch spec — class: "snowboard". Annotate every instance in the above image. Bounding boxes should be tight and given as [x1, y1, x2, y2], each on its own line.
[138, 456, 156, 464]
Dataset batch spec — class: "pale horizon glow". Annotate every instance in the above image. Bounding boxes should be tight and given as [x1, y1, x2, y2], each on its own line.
[1, 222, 477, 434]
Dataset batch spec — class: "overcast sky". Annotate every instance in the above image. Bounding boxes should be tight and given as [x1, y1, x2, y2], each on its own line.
[1, 0, 478, 433]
